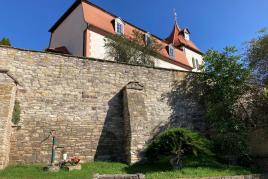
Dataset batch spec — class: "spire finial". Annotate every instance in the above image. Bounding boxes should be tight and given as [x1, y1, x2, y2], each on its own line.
[173, 8, 178, 24]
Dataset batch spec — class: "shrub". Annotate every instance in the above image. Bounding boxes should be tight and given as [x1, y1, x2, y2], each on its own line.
[145, 128, 213, 169]
[12, 100, 21, 125]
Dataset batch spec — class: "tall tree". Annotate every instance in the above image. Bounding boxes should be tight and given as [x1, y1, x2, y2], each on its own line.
[104, 30, 162, 66]
[189, 47, 252, 164]
[246, 29, 268, 86]
[246, 29, 268, 127]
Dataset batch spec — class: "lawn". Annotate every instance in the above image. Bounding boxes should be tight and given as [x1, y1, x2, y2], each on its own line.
[0, 157, 256, 179]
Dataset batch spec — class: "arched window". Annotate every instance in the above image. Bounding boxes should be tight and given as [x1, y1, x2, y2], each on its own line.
[114, 18, 124, 34]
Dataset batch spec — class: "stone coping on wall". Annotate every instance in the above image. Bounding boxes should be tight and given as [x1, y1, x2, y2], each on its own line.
[0, 45, 198, 74]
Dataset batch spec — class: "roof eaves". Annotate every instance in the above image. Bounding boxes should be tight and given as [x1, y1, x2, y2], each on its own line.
[162, 57, 193, 70]
[179, 43, 203, 55]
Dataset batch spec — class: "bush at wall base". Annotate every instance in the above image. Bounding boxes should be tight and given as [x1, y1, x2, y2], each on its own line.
[145, 128, 213, 169]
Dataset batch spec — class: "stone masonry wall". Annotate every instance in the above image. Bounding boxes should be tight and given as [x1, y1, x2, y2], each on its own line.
[0, 46, 204, 165]
[123, 82, 148, 163]
[0, 73, 16, 169]
[249, 126, 268, 172]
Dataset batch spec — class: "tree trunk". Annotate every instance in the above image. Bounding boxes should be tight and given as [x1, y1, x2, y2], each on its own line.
[169, 155, 182, 170]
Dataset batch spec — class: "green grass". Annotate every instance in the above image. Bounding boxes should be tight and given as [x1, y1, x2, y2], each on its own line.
[0, 157, 256, 179]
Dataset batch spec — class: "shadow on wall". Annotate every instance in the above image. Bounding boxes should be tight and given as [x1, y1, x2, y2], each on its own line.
[94, 74, 206, 163]
[94, 90, 125, 162]
[153, 73, 206, 137]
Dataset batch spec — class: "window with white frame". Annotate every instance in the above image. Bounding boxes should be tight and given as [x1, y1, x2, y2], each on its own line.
[169, 44, 175, 58]
[115, 18, 124, 34]
[192, 58, 200, 70]
[145, 32, 152, 46]
[184, 32, 190, 40]
[183, 29, 190, 40]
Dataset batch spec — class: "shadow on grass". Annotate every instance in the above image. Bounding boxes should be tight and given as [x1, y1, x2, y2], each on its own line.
[124, 156, 254, 176]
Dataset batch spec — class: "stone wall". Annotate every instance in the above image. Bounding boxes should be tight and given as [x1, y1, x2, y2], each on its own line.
[123, 82, 148, 163]
[0, 46, 204, 166]
[0, 73, 16, 169]
[249, 126, 268, 157]
[249, 126, 268, 172]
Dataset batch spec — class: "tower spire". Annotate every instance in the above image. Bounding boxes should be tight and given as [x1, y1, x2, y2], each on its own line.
[173, 8, 178, 25]
[166, 9, 181, 44]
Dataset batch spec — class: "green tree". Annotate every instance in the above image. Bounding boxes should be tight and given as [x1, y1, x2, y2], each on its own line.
[189, 47, 252, 164]
[246, 29, 268, 86]
[246, 29, 268, 127]
[0, 37, 11, 46]
[104, 30, 162, 66]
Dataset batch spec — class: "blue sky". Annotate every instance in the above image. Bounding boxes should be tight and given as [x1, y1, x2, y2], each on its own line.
[0, 0, 267, 53]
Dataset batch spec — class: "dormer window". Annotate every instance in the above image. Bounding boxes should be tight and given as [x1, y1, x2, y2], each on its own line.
[185, 32, 190, 40]
[145, 32, 152, 46]
[183, 29, 190, 40]
[115, 18, 124, 34]
[169, 44, 175, 58]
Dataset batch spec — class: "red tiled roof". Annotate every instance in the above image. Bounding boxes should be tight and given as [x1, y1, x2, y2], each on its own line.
[81, 1, 192, 68]
[49, 0, 201, 69]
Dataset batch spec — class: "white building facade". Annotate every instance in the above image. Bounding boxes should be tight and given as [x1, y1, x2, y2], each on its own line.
[49, 0, 203, 71]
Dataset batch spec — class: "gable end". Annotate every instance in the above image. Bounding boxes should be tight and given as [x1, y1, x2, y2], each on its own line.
[49, 0, 86, 32]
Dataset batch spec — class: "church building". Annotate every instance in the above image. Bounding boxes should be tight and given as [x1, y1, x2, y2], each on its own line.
[48, 0, 203, 71]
